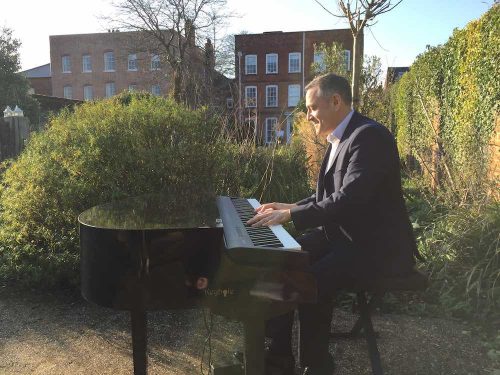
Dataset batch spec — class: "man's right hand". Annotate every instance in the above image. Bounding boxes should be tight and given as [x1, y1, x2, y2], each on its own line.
[254, 202, 297, 213]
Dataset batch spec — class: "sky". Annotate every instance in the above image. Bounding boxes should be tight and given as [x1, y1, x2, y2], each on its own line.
[2, 0, 494, 74]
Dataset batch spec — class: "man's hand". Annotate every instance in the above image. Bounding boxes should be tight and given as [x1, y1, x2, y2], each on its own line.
[254, 202, 297, 213]
[247, 202, 297, 227]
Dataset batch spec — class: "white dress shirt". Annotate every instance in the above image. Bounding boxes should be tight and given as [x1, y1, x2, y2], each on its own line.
[325, 110, 354, 173]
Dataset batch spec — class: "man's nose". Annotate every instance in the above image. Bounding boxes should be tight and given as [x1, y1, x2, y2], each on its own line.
[306, 111, 313, 121]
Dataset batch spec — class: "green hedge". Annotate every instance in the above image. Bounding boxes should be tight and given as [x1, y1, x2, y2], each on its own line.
[392, 5, 499, 194]
[0, 92, 310, 287]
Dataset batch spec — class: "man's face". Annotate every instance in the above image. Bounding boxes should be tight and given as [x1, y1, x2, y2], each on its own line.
[305, 86, 340, 137]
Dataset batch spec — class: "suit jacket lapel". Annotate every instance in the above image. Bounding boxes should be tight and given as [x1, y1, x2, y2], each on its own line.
[316, 143, 331, 201]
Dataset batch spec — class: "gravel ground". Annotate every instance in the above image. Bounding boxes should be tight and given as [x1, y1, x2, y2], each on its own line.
[0, 285, 495, 375]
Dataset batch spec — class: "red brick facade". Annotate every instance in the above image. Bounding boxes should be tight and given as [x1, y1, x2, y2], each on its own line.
[235, 29, 358, 144]
[28, 77, 52, 96]
[50, 31, 172, 101]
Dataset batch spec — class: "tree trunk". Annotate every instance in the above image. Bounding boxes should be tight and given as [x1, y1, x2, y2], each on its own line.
[351, 32, 362, 110]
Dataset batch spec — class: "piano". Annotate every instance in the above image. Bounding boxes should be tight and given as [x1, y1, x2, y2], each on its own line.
[79, 193, 317, 375]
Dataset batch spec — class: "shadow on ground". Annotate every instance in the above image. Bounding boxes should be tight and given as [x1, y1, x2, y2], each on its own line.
[0, 285, 494, 375]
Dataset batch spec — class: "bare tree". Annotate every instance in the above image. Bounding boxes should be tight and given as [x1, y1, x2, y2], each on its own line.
[314, 0, 403, 109]
[106, 0, 231, 106]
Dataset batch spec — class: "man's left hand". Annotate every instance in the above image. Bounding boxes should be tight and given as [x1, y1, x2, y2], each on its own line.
[247, 209, 291, 227]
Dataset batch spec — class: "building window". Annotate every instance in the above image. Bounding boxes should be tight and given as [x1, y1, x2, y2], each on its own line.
[288, 84, 300, 107]
[151, 84, 161, 96]
[266, 85, 278, 107]
[62, 55, 71, 73]
[266, 53, 278, 74]
[105, 82, 116, 97]
[313, 51, 326, 72]
[226, 98, 233, 109]
[265, 117, 277, 145]
[151, 54, 160, 70]
[128, 54, 138, 71]
[63, 85, 72, 99]
[128, 84, 137, 91]
[245, 54, 257, 75]
[344, 50, 351, 71]
[82, 55, 92, 73]
[83, 85, 93, 101]
[104, 51, 115, 72]
[288, 52, 301, 73]
[245, 86, 257, 108]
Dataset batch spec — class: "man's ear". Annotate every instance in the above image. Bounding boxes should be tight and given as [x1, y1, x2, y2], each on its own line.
[331, 93, 341, 109]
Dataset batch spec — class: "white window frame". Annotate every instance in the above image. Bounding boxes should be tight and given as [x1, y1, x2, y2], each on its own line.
[62, 55, 71, 73]
[288, 84, 301, 107]
[82, 55, 92, 73]
[245, 86, 257, 108]
[83, 85, 93, 101]
[265, 85, 278, 107]
[226, 98, 234, 109]
[151, 84, 161, 96]
[151, 54, 160, 70]
[104, 51, 115, 72]
[288, 52, 301, 73]
[344, 50, 351, 71]
[266, 53, 278, 74]
[128, 54, 138, 71]
[313, 51, 326, 72]
[245, 54, 257, 75]
[265, 117, 278, 145]
[105, 82, 116, 97]
[63, 85, 72, 99]
[128, 84, 137, 91]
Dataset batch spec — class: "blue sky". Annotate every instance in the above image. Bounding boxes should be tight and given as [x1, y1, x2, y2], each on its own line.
[3, 0, 494, 73]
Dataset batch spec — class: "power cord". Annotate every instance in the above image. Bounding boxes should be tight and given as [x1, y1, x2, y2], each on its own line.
[200, 308, 214, 374]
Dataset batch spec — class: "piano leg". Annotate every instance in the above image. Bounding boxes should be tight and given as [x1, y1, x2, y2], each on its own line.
[242, 316, 265, 375]
[131, 307, 148, 375]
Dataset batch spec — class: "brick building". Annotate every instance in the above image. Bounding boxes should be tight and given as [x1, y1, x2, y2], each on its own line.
[21, 63, 52, 96]
[235, 29, 358, 144]
[49, 31, 178, 101]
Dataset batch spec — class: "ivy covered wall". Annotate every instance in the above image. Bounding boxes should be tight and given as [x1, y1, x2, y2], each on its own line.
[392, 5, 499, 196]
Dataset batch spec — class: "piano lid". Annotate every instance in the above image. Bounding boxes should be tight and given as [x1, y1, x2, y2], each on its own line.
[78, 193, 220, 230]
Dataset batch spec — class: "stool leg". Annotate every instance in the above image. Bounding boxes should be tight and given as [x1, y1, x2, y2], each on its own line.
[358, 293, 383, 375]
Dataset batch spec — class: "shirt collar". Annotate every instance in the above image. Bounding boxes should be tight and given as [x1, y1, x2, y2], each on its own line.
[326, 110, 354, 144]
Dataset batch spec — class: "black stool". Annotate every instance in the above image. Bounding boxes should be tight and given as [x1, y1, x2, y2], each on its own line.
[330, 270, 429, 375]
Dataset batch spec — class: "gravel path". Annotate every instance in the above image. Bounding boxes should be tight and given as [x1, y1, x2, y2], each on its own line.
[0, 285, 495, 375]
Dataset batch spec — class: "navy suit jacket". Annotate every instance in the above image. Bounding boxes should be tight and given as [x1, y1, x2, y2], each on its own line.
[290, 111, 418, 275]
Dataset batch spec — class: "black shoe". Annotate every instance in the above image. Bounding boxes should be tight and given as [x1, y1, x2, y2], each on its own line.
[301, 356, 335, 375]
[266, 351, 295, 375]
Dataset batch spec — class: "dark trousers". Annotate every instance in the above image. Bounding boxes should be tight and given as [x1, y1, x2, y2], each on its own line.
[266, 229, 374, 367]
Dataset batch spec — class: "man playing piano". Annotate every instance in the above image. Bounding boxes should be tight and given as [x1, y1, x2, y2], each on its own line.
[247, 73, 418, 375]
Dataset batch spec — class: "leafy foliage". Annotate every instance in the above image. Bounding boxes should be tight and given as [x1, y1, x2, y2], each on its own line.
[0, 92, 310, 288]
[0, 27, 39, 123]
[391, 5, 499, 199]
[310, 41, 350, 78]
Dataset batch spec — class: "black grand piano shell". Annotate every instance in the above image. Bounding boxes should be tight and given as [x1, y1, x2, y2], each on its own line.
[79, 194, 223, 311]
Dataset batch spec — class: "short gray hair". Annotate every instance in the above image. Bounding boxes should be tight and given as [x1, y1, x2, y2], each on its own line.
[305, 73, 352, 104]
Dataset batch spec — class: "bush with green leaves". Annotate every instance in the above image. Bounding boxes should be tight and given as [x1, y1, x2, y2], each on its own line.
[0, 92, 311, 288]
[392, 5, 499, 198]
[0, 92, 226, 287]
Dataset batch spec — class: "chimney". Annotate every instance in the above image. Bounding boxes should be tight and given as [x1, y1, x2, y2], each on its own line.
[204, 38, 215, 71]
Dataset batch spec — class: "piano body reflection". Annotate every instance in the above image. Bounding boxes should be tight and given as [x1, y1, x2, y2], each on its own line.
[79, 194, 316, 375]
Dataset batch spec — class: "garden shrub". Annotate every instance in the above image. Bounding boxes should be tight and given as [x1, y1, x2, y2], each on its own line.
[392, 5, 499, 197]
[0, 92, 311, 288]
[0, 92, 224, 287]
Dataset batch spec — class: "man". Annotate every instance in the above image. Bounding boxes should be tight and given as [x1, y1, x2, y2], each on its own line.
[247, 73, 418, 375]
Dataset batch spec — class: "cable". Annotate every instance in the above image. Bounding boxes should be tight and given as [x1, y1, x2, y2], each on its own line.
[200, 308, 214, 374]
